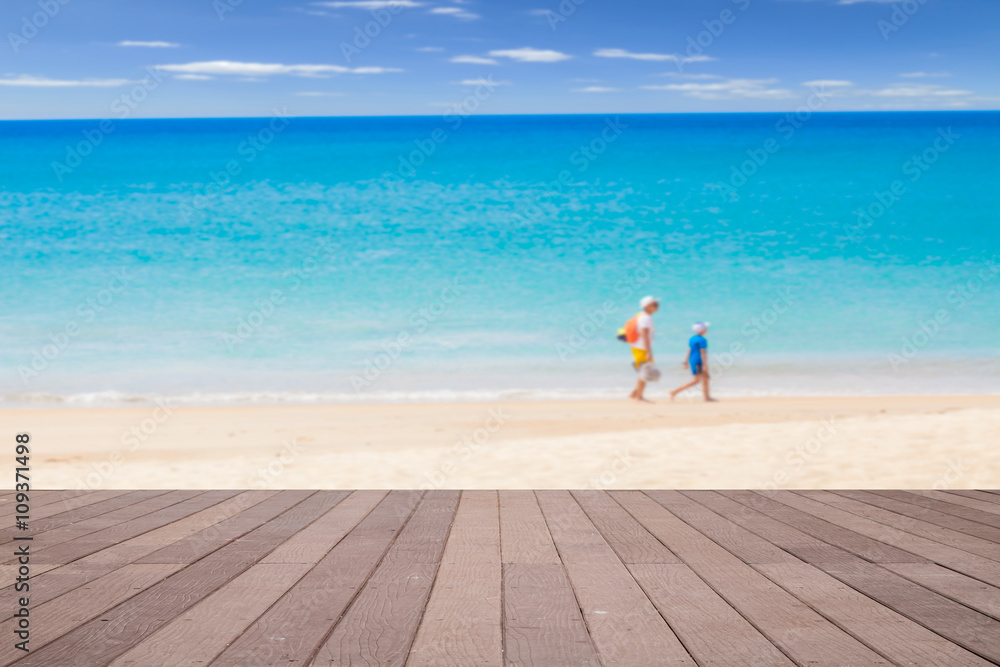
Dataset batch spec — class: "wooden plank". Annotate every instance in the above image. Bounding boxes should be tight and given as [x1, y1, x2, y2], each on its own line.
[312, 491, 460, 666]
[536, 491, 694, 665]
[0, 492, 277, 611]
[936, 490, 1000, 514]
[645, 491, 799, 565]
[755, 561, 992, 666]
[910, 490, 1000, 516]
[210, 490, 423, 666]
[797, 491, 1000, 568]
[110, 563, 314, 666]
[111, 491, 384, 666]
[790, 490, 1000, 589]
[881, 563, 1000, 621]
[82, 490, 279, 568]
[0, 490, 107, 518]
[137, 490, 328, 564]
[877, 490, 1000, 527]
[13, 491, 330, 666]
[9, 490, 202, 556]
[614, 491, 888, 666]
[698, 490, 1000, 663]
[834, 491, 1000, 544]
[0, 490, 130, 522]
[0, 490, 172, 553]
[0, 564, 183, 664]
[713, 490, 927, 564]
[502, 563, 600, 667]
[262, 490, 386, 564]
[628, 563, 794, 666]
[498, 490, 559, 564]
[948, 490, 1000, 505]
[29, 490, 241, 566]
[571, 490, 680, 564]
[408, 491, 503, 667]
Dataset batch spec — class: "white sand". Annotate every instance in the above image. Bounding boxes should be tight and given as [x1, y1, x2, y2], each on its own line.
[4, 395, 998, 489]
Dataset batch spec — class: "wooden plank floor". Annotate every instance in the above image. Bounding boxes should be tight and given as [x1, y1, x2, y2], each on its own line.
[2, 490, 999, 666]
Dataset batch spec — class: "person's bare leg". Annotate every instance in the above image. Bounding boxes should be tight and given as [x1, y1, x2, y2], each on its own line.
[702, 373, 717, 402]
[670, 377, 699, 400]
[631, 378, 646, 401]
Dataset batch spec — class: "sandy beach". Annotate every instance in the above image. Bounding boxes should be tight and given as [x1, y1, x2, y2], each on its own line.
[3, 394, 997, 490]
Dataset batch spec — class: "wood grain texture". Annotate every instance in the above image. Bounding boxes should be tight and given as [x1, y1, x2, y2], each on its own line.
[502, 563, 600, 667]
[407, 491, 503, 667]
[136, 490, 326, 564]
[312, 491, 460, 666]
[628, 563, 794, 666]
[755, 562, 992, 666]
[0, 563, 183, 664]
[716, 490, 928, 563]
[696, 491, 1000, 663]
[536, 491, 694, 665]
[262, 490, 386, 564]
[881, 562, 1000, 620]
[616, 491, 887, 666]
[571, 489, 680, 564]
[646, 490, 798, 564]
[944, 490, 1000, 507]
[108, 563, 314, 667]
[209, 490, 423, 666]
[12, 491, 328, 666]
[7, 489, 999, 666]
[0, 490, 173, 556]
[498, 490, 559, 564]
[871, 490, 1000, 530]
[790, 490, 1000, 586]
[911, 490, 1000, 516]
[834, 490, 1000, 544]
[0, 492, 277, 614]
[23, 491, 234, 566]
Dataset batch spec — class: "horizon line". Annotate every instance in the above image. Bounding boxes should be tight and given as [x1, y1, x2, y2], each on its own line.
[2, 109, 997, 123]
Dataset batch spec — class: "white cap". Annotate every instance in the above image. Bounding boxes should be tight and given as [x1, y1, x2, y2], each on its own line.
[692, 321, 709, 334]
[640, 296, 659, 308]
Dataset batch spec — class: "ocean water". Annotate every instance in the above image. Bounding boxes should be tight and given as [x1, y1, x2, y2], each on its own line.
[1, 112, 998, 405]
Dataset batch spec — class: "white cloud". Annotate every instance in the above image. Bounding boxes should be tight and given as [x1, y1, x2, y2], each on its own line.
[488, 47, 571, 63]
[173, 74, 213, 80]
[314, 0, 423, 7]
[351, 66, 403, 73]
[416, 46, 444, 52]
[454, 77, 508, 85]
[594, 48, 715, 63]
[156, 61, 401, 77]
[450, 55, 498, 65]
[655, 72, 723, 80]
[117, 40, 180, 48]
[869, 83, 971, 97]
[802, 79, 854, 87]
[429, 6, 479, 18]
[642, 77, 795, 100]
[574, 86, 619, 93]
[0, 75, 132, 87]
[899, 71, 951, 78]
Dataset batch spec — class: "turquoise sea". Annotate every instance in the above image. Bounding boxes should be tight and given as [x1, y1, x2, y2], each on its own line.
[1, 111, 998, 405]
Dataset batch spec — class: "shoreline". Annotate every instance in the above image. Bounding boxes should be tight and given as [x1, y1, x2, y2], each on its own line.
[3, 389, 999, 410]
[4, 394, 998, 490]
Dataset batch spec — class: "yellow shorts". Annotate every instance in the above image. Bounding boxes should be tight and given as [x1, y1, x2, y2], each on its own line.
[631, 347, 648, 368]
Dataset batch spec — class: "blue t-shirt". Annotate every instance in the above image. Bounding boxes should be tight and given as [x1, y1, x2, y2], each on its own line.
[689, 335, 707, 363]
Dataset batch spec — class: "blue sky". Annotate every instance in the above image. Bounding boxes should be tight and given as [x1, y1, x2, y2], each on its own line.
[1, 0, 998, 119]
